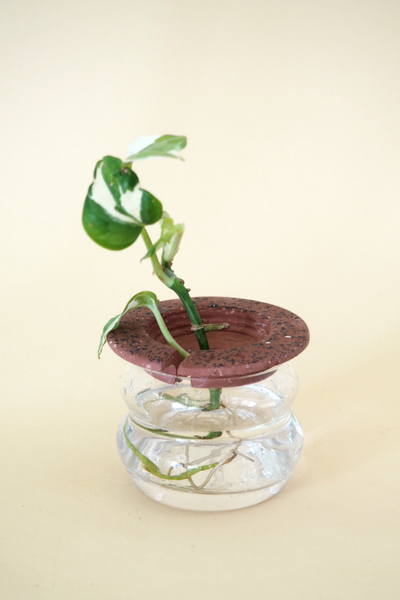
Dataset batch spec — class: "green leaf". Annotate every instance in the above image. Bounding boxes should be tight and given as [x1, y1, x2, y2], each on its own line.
[98, 291, 159, 357]
[126, 135, 187, 161]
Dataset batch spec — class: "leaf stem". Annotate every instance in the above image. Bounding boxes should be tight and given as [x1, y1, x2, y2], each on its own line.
[169, 276, 210, 350]
[141, 228, 175, 287]
[141, 228, 210, 350]
[150, 309, 189, 359]
[140, 227, 221, 410]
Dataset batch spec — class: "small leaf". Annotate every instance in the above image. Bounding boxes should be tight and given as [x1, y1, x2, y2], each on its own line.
[98, 291, 159, 357]
[126, 135, 187, 161]
[141, 217, 184, 262]
[161, 222, 184, 265]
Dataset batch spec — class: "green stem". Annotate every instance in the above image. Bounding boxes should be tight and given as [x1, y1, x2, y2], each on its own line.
[206, 388, 222, 411]
[169, 277, 210, 350]
[141, 228, 175, 288]
[141, 228, 209, 350]
[140, 227, 221, 410]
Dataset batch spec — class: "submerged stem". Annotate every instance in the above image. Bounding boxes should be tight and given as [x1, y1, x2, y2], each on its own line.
[206, 388, 222, 411]
[123, 419, 219, 480]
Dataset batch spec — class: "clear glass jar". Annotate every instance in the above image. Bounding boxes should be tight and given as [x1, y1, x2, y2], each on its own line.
[117, 361, 303, 511]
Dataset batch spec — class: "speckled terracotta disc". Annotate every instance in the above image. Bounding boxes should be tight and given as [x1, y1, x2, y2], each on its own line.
[107, 297, 309, 388]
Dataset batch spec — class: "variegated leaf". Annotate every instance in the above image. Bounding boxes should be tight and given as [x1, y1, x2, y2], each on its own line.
[98, 291, 159, 357]
[82, 156, 163, 250]
[98, 290, 189, 359]
[126, 135, 187, 161]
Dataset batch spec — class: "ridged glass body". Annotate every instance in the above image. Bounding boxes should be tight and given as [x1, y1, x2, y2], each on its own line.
[117, 362, 303, 511]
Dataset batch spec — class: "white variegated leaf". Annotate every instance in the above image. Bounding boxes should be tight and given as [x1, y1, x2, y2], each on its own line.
[89, 163, 137, 224]
[127, 135, 160, 159]
[126, 135, 187, 161]
[119, 185, 143, 222]
[87, 157, 162, 228]
[98, 290, 189, 360]
[98, 292, 158, 357]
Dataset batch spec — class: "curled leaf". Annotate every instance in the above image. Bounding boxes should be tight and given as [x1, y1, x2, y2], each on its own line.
[98, 291, 189, 360]
[98, 291, 159, 357]
[141, 216, 184, 263]
[161, 222, 184, 266]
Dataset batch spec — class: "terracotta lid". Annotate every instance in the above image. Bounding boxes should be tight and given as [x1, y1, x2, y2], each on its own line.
[107, 297, 309, 388]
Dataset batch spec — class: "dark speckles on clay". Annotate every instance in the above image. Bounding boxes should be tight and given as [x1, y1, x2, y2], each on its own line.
[108, 297, 309, 388]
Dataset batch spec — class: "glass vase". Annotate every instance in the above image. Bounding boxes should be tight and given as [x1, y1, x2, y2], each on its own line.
[117, 361, 303, 511]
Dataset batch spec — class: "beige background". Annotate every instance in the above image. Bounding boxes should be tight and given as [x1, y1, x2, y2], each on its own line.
[1, 0, 400, 598]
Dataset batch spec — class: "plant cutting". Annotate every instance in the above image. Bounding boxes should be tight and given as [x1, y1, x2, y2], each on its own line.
[83, 134, 309, 511]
